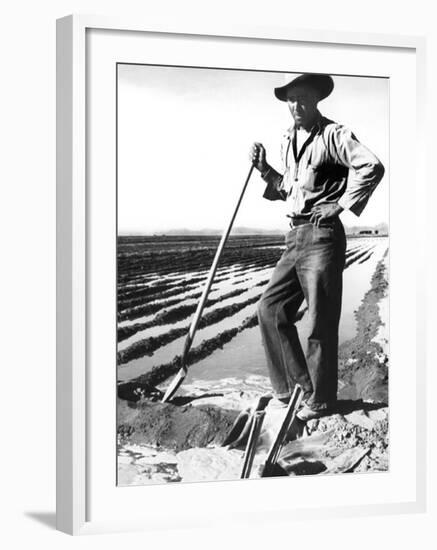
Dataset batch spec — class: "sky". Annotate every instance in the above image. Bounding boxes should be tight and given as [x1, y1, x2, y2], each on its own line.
[117, 64, 389, 234]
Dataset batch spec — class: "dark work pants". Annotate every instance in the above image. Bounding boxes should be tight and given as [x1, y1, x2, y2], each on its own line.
[257, 220, 346, 409]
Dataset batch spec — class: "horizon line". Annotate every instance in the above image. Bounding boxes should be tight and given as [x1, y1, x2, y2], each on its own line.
[118, 222, 388, 236]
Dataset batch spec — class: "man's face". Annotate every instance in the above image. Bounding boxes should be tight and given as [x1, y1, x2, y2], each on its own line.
[286, 85, 320, 129]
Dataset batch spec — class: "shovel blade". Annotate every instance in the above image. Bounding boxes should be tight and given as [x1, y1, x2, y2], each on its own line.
[161, 368, 187, 403]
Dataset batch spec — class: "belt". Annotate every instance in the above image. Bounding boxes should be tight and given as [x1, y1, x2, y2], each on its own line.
[289, 216, 311, 227]
[288, 215, 312, 228]
[288, 215, 337, 229]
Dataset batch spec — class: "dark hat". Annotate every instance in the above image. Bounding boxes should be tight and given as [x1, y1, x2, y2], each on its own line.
[274, 73, 334, 102]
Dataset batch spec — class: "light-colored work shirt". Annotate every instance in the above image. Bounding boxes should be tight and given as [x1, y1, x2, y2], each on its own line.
[261, 112, 385, 217]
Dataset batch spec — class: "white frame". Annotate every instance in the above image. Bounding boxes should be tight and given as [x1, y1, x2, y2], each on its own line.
[56, 14, 427, 535]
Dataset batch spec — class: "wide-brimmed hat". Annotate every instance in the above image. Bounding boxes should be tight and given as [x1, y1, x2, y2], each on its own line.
[274, 73, 334, 102]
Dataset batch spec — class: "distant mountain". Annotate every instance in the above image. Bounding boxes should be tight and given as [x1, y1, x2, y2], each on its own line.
[122, 222, 388, 237]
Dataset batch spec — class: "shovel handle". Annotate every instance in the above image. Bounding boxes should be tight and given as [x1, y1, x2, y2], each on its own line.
[241, 410, 266, 479]
[182, 163, 255, 361]
[262, 385, 303, 475]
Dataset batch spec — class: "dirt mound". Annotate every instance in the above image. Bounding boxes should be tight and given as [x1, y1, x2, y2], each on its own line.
[299, 406, 389, 473]
[117, 398, 238, 452]
[338, 256, 388, 403]
[117, 399, 389, 484]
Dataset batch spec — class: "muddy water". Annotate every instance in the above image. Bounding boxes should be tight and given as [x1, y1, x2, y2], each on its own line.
[186, 237, 388, 383]
[340, 240, 386, 342]
[118, 237, 388, 385]
[117, 266, 271, 346]
[117, 267, 274, 381]
[118, 264, 236, 326]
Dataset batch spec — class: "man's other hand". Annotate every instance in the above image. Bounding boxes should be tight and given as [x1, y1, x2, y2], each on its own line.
[250, 142, 268, 173]
[310, 203, 344, 226]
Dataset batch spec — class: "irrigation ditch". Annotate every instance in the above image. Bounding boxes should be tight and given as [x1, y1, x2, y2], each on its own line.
[116, 236, 390, 484]
[117, 236, 387, 397]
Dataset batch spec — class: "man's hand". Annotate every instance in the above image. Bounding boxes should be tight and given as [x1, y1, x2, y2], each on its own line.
[310, 203, 344, 226]
[250, 142, 268, 173]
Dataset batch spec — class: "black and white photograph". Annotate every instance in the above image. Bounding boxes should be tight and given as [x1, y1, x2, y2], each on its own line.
[2, 0, 433, 542]
[116, 64, 389, 486]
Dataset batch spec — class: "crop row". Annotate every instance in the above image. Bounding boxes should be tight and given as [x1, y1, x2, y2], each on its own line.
[118, 286, 251, 340]
[116, 239, 381, 397]
[117, 303, 309, 395]
[117, 244, 375, 368]
[118, 245, 283, 282]
[117, 266, 274, 324]
[117, 313, 260, 396]
[345, 245, 375, 268]
[117, 294, 261, 365]
[358, 249, 374, 264]
[118, 243, 375, 343]
[118, 257, 278, 309]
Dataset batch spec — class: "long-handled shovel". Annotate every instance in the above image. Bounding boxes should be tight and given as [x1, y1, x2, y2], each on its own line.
[260, 384, 304, 477]
[240, 394, 272, 478]
[162, 163, 255, 403]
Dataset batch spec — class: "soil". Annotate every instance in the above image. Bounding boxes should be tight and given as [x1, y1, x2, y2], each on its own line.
[338, 255, 389, 404]
[117, 247, 389, 482]
[117, 292, 260, 362]
[117, 313, 259, 394]
[118, 398, 238, 451]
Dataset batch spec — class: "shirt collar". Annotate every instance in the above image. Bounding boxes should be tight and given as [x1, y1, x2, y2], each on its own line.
[285, 111, 326, 139]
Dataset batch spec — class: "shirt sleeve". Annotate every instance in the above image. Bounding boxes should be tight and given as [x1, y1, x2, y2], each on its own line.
[261, 166, 287, 201]
[329, 125, 385, 217]
[261, 132, 290, 202]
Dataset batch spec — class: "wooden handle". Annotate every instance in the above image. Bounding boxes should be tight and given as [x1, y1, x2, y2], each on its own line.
[181, 164, 255, 362]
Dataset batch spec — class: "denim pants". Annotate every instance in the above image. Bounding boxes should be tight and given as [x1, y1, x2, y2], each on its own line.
[257, 219, 346, 409]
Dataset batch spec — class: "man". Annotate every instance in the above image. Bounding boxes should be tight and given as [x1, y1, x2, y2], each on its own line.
[251, 73, 385, 421]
